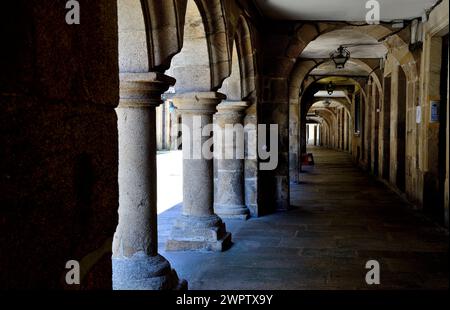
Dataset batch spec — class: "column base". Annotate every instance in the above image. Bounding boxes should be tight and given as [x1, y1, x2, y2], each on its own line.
[166, 215, 232, 252]
[113, 254, 187, 290]
[214, 204, 250, 220]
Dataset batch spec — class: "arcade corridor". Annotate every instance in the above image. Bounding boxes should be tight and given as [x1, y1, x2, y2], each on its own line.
[1, 0, 449, 292]
[158, 147, 448, 290]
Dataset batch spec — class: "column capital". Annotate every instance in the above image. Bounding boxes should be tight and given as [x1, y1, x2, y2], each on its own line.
[119, 72, 175, 108]
[216, 101, 250, 115]
[173, 92, 226, 115]
[215, 101, 250, 126]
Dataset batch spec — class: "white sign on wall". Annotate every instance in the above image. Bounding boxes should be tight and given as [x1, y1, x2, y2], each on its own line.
[416, 106, 421, 124]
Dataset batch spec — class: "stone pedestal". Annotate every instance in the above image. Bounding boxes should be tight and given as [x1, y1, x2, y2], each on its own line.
[214, 101, 250, 220]
[166, 92, 232, 252]
[112, 73, 186, 290]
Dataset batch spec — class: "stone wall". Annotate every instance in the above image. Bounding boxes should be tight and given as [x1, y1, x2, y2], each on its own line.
[418, 0, 449, 225]
[345, 0, 449, 226]
[0, 1, 119, 288]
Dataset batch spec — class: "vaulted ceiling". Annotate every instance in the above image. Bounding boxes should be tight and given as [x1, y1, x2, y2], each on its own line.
[254, 0, 438, 22]
[300, 29, 387, 59]
[252, 0, 438, 94]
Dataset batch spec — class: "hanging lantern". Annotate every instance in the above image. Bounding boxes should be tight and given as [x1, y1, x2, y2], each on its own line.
[330, 45, 351, 69]
[326, 82, 334, 95]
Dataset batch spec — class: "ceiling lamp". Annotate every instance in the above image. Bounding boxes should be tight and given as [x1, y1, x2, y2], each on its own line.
[326, 82, 334, 95]
[330, 45, 351, 69]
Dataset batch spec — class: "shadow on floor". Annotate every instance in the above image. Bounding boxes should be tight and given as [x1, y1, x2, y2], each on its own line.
[157, 147, 449, 290]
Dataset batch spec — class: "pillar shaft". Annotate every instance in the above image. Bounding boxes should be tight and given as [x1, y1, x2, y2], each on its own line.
[182, 111, 215, 217]
[166, 92, 232, 252]
[214, 101, 250, 220]
[112, 72, 186, 290]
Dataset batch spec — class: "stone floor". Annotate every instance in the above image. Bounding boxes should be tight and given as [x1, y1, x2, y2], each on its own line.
[157, 147, 449, 290]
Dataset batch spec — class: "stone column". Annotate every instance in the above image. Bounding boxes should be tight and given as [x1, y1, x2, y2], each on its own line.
[112, 73, 186, 290]
[289, 100, 300, 183]
[214, 101, 250, 220]
[338, 110, 342, 150]
[166, 92, 232, 252]
[244, 103, 258, 217]
[314, 124, 318, 146]
[344, 110, 349, 152]
[317, 124, 321, 146]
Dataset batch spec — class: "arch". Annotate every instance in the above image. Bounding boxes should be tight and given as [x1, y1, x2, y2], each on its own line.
[139, 0, 187, 72]
[118, 0, 154, 73]
[299, 76, 360, 120]
[310, 108, 336, 130]
[193, 0, 232, 90]
[289, 58, 382, 105]
[280, 23, 417, 81]
[218, 15, 259, 102]
[307, 115, 327, 126]
[167, 0, 212, 93]
[233, 15, 260, 215]
[219, 41, 241, 100]
[264, 22, 338, 77]
[310, 108, 339, 149]
[384, 35, 419, 82]
[297, 76, 366, 155]
[310, 98, 352, 115]
[298, 78, 355, 156]
[235, 15, 259, 102]
[285, 25, 419, 164]
[119, 0, 231, 88]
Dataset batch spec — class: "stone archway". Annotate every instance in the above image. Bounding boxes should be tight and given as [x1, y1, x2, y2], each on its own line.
[288, 57, 380, 176]
[114, 0, 249, 289]
[234, 15, 260, 216]
[113, 0, 190, 290]
[292, 74, 363, 177]
[285, 24, 417, 178]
